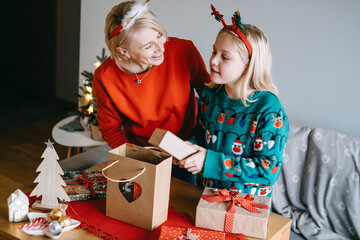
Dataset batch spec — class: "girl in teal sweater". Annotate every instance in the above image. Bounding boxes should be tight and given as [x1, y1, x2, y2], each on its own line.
[177, 5, 289, 197]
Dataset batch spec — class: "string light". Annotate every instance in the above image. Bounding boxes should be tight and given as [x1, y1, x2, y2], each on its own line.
[79, 48, 107, 123]
[268, 135, 275, 149]
[85, 86, 93, 93]
[228, 113, 236, 125]
[94, 60, 102, 69]
[85, 93, 93, 101]
[239, 114, 246, 127]
[88, 105, 94, 114]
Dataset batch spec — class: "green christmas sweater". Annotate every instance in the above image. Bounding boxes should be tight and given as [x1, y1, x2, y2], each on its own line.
[191, 86, 289, 197]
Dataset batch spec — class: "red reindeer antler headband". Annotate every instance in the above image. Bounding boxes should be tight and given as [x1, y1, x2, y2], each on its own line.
[211, 4, 252, 57]
[109, 0, 150, 39]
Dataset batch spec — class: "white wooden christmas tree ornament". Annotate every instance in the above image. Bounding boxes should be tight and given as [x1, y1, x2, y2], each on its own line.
[30, 139, 70, 210]
[7, 189, 29, 222]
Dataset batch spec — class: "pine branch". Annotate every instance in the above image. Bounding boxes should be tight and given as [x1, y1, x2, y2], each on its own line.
[81, 71, 94, 79]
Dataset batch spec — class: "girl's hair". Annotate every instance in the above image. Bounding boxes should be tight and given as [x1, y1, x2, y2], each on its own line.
[104, 1, 168, 60]
[210, 24, 278, 106]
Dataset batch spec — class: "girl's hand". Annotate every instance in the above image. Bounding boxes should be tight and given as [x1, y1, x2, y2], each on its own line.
[178, 143, 207, 174]
[172, 141, 193, 165]
[172, 158, 180, 165]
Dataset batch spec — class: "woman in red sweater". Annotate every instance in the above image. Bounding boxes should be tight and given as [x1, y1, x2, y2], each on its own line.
[93, 1, 210, 152]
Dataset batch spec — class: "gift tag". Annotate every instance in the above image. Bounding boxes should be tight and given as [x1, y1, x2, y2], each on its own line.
[118, 180, 142, 203]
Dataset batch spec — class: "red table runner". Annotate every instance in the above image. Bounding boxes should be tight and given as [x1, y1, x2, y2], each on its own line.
[66, 198, 194, 240]
[29, 195, 247, 239]
[66, 198, 247, 240]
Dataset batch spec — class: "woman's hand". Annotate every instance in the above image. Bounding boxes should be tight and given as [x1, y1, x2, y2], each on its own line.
[178, 142, 207, 174]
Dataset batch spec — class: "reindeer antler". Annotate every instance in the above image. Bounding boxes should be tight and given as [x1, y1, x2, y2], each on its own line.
[210, 4, 253, 56]
[211, 4, 226, 26]
[232, 10, 245, 30]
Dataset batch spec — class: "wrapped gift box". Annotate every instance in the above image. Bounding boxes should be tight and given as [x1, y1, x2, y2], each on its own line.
[148, 128, 196, 160]
[159, 226, 225, 240]
[62, 170, 107, 201]
[196, 187, 271, 239]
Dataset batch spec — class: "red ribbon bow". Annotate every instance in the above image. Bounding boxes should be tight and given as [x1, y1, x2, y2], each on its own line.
[67, 171, 107, 198]
[201, 189, 269, 233]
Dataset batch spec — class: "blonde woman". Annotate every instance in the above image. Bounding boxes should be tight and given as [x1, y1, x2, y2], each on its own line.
[93, 1, 210, 150]
[178, 5, 289, 197]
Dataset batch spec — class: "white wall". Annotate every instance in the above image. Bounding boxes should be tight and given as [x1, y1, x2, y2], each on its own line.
[80, 0, 360, 138]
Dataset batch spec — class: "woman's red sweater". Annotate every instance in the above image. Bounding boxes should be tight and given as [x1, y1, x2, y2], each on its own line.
[93, 37, 210, 148]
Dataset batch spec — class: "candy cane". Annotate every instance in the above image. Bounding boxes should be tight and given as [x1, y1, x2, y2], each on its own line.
[19, 218, 50, 231]
[19, 217, 51, 231]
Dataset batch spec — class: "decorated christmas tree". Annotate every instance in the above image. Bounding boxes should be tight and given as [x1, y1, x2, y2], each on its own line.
[30, 140, 70, 210]
[77, 48, 107, 125]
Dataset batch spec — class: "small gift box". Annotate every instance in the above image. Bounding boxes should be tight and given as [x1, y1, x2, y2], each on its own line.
[158, 226, 225, 240]
[195, 187, 271, 239]
[62, 170, 107, 201]
[148, 128, 196, 160]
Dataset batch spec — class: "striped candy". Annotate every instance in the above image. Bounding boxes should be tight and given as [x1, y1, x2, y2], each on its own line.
[19, 217, 51, 231]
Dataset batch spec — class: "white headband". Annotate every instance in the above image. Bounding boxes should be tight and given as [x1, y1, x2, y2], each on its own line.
[109, 0, 150, 39]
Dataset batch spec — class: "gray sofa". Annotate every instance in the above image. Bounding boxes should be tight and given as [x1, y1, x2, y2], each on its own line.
[272, 124, 360, 240]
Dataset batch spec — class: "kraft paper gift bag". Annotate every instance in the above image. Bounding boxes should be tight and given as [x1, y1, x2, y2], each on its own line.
[103, 143, 172, 231]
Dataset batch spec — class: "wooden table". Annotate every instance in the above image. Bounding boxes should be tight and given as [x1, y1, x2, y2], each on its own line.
[0, 162, 291, 240]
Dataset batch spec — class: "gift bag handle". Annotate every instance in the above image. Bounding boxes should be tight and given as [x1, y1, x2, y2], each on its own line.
[102, 160, 146, 183]
[101, 146, 163, 183]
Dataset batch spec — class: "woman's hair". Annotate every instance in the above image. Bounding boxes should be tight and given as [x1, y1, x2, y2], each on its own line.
[104, 1, 168, 60]
[210, 24, 278, 106]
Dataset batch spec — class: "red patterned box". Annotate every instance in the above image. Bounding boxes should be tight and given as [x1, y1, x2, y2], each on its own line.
[159, 226, 225, 240]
